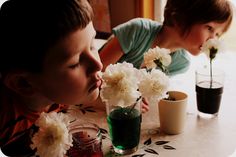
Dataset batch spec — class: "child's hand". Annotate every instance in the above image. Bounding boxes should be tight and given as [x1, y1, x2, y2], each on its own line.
[141, 97, 149, 113]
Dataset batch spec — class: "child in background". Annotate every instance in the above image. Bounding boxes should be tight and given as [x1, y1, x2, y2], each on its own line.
[0, 0, 103, 156]
[99, 0, 233, 76]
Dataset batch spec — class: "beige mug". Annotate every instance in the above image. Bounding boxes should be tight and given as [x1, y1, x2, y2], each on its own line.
[158, 91, 188, 135]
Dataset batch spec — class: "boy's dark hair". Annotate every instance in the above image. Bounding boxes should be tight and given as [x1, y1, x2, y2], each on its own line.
[163, 0, 233, 35]
[0, 0, 93, 75]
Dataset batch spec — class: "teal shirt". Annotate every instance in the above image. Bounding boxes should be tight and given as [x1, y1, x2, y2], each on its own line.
[112, 18, 191, 76]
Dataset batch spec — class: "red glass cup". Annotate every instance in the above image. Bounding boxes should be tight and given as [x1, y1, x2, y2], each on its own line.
[67, 122, 103, 157]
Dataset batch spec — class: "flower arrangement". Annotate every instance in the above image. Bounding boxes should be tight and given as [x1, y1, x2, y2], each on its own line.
[30, 111, 73, 157]
[100, 46, 171, 107]
[201, 38, 224, 88]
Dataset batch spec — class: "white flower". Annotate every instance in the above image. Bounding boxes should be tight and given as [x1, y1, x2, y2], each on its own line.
[30, 112, 73, 157]
[100, 62, 141, 107]
[201, 38, 224, 60]
[139, 68, 169, 104]
[144, 46, 171, 70]
[100, 62, 169, 107]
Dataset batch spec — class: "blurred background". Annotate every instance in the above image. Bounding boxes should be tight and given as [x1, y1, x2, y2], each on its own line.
[0, 0, 235, 51]
[90, 0, 236, 52]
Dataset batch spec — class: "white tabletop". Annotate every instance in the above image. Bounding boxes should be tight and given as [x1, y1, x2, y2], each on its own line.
[153, 51, 236, 157]
[69, 51, 236, 157]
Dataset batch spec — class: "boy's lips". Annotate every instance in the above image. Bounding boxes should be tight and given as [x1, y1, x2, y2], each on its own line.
[89, 79, 102, 93]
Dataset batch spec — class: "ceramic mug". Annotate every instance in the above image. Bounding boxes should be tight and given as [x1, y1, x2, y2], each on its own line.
[158, 91, 188, 135]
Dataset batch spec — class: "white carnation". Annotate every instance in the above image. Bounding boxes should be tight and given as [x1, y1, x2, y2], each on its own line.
[31, 112, 73, 157]
[144, 46, 171, 69]
[100, 62, 170, 108]
[139, 69, 169, 104]
[100, 62, 141, 107]
[201, 38, 224, 60]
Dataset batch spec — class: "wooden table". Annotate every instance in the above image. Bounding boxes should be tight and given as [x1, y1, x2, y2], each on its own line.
[69, 51, 236, 157]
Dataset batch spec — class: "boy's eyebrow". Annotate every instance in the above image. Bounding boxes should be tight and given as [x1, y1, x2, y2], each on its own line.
[60, 31, 97, 61]
[60, 32, 96, 61]
[55, 49, 74, 63]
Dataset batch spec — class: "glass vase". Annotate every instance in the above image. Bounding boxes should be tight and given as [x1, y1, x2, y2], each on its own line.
[106, 100, 142, 155]
[67, 121, 103, 157]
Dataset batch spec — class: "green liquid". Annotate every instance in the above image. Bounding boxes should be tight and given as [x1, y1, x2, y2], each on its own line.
[107, 108, 141, 150]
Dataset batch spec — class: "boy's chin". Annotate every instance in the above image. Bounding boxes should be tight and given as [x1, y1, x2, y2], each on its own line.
[85, 89, 100, 103]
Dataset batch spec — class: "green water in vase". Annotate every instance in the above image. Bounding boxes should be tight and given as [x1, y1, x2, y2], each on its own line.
[107, 107, 141, 150]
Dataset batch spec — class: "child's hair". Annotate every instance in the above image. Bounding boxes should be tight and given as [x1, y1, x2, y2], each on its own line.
[0, 0, 93, 77]
[163, 0, 233, 35]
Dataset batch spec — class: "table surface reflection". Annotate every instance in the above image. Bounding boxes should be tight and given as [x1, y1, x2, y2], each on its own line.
[69, 51, 236, 157]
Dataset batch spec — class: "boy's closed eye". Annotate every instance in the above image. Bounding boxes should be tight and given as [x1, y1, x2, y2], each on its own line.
[69, 38, 97, 69]
[69, 63, 80, 69]
[69, 56, 81, 69]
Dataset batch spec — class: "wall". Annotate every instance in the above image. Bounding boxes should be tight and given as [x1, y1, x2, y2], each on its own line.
[109, 0, 155, 28]
[90, 0, 155, 38]
[109, 0, 138, 28]
[90, 0, 111, 33]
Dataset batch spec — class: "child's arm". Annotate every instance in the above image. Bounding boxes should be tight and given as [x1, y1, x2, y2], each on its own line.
[99, 36, 124, 71]
[87, 96, 150, 113]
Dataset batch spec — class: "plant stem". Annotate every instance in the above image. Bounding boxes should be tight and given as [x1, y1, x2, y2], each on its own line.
[128, 96, 142, 114]
[210, 60, 213, 88]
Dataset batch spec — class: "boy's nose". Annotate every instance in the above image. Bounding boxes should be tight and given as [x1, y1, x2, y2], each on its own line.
[87, 52, 103, 73]
[92, 56, 103, 72]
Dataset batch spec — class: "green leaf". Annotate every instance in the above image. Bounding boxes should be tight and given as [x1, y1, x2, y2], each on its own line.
[100, 128, 108, 134]
[85, 109, 96, 112]
[80, 109, 86, 114]
[102, 135, 107, 139]
[75, 104, 83, 107]
[163, 145, 176, 150]
[144, 148, 159, 155]
[155, 141, 169, 145]
[144, 138, 152, 145]
[132, 154, 146, 157]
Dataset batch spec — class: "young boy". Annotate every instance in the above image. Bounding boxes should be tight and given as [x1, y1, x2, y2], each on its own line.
[0, 0, 103, 156]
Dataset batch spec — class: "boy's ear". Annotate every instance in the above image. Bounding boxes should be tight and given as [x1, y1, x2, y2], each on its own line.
[3, 71, 35, 96]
